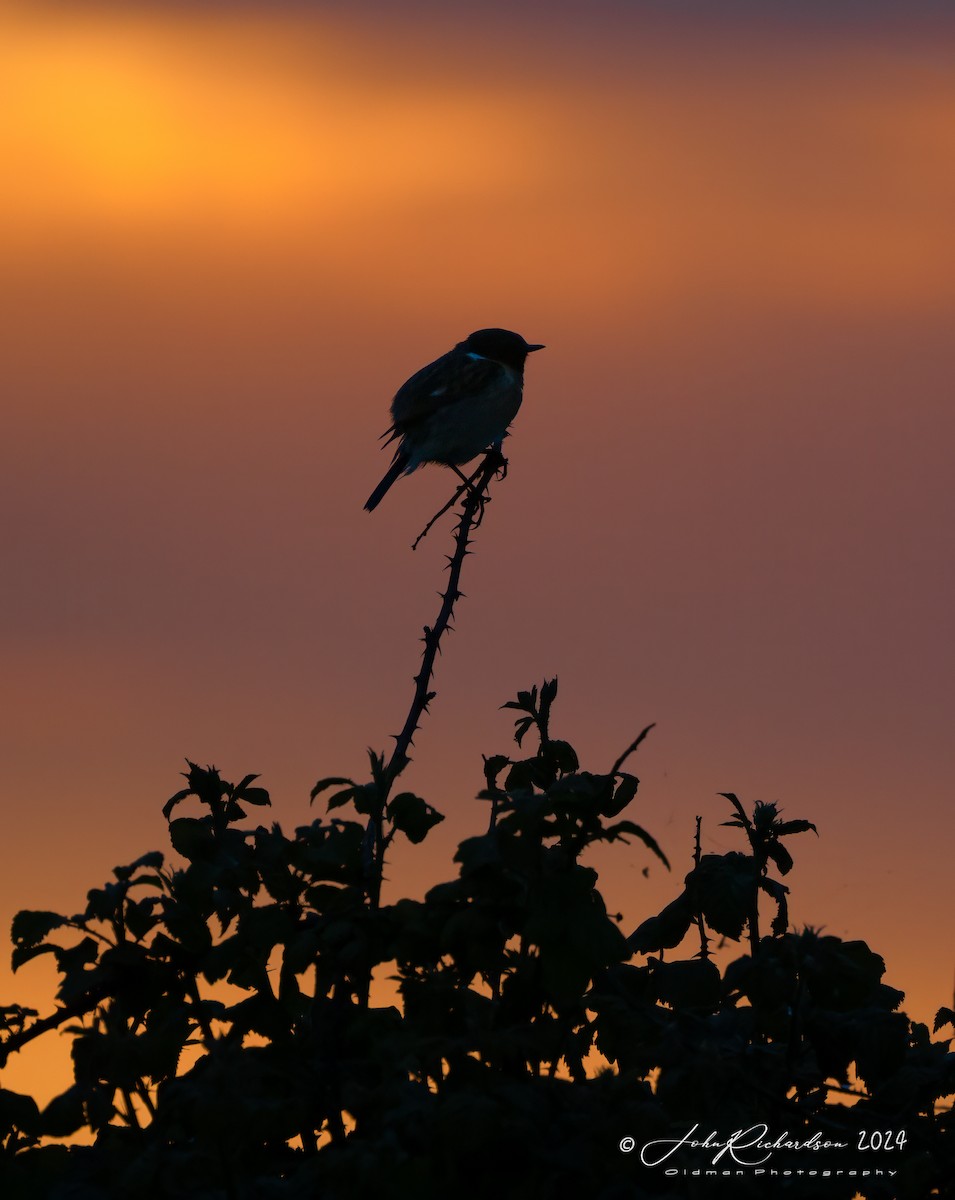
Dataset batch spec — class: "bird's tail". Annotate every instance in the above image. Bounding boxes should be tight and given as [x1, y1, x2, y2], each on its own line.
[364, 452, 409, 512]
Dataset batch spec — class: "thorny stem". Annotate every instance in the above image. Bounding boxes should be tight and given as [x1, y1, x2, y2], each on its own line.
[748, 872, 762, 958]
[609, 724, 656, 777]
[0, 986, 113, 1067]
[411, 466, 477, 551]
[693, 815, 710, 962]
[366, 451, 504, 912]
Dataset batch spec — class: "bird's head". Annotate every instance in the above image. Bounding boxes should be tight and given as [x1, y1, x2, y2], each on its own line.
[460, 328, 545, 370]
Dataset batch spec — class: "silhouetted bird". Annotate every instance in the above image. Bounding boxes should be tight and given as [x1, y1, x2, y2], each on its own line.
[363, 328, 544, 512]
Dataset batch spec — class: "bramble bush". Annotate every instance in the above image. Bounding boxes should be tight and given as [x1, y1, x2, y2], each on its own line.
[1, 458, 952, 1199]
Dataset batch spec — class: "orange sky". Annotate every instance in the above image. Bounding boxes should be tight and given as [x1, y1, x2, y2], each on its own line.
[1, 2, 953, 1108]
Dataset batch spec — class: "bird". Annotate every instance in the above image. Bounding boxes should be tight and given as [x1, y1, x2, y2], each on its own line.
[363, 327, 544, 512]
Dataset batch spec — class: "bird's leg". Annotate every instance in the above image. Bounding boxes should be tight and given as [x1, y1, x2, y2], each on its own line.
[411, 452, 503, 548]
[450, 462, 490, 520]
[449, 463, 474, 489]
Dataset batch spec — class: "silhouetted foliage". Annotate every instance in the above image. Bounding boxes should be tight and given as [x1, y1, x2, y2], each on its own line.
[1, 686, 953, 1199]
[2, 461, 952, 1197]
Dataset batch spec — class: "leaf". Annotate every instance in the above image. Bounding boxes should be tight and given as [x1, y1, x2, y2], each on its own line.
[628, 892, 695, 954]
[168, 817, 216, 861]
[388, 793, 444, 844]
[453, 833, 502, 876]
[775, 819, 818, 837]
[113, 850, 164, 882]
[514, 717, 534, 747]
[544, 739, 579, 774]
[325, 786, 362, 811]
[800, 935, 887, 1010]
[310, 776, 356, 803]
[289, 819, 365, 884]
[54, 936, 100, 982]
[523, 869, 625, 1001]
[650, 958, 722, 1009]
[718, 792, 749, 822]
[933, 1006, 955, 1034]
[124, 897, 161, 942]
[547, 770, 602, 809]
[503, 687, 536, 713]
[85, 883, 126, 922]
[765, 841, 794, 875]
[687, 852, 757, 941]
[603, 773, 638, 818]
[759, 877, 790, 934]
[11, 942, 58, 972]
[162, 788, 192, 821]
[238, 787, 270, 807]
[11, 910, 66, 950]
[482, 754, 510, 792]
[328, 782, 379, 816]
[852, 1009, 910, 1088]
[504, 759, 540, 791]
[603, 820, 670, 870]
[0, 1087, 40, 1135]
[40, 1086, 87, 1138]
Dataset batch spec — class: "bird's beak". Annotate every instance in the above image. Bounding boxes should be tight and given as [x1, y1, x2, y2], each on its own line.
[526, 343, 545, 353]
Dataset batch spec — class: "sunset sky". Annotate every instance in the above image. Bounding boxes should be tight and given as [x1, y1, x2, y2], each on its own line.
[1, 1, 953, 1105]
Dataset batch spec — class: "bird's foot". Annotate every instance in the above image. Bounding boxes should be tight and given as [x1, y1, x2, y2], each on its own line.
[484, 447, 508, 480]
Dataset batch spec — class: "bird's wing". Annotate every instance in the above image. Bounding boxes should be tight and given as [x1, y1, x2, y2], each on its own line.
[389, 350, 506, 436]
